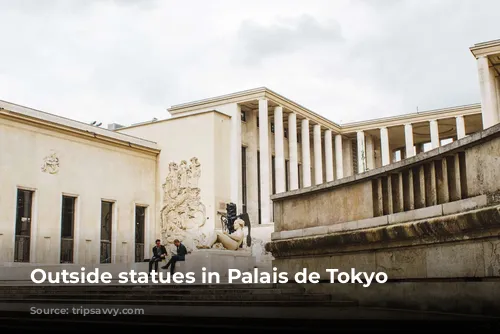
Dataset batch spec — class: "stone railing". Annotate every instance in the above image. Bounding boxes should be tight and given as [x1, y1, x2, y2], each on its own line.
[270, 123, 500, 240]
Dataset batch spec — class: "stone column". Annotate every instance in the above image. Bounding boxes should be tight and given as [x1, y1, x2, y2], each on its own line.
[365, 134, 375, 170]
[380, 127, 390, 166]
[246, 109, 259, 226]
[324, 130, 334, 182]
[404, 123, 415, 158]
[230, 103, 243, 210]
[313, 124, 323, 185]
[356, 131, 366, 173]
[456, 115, 466, 139]
[258, 99, 271, 224]
[342, 138, 353, 177]
[288, 113, 299, 190]
[430, 119, 440, 149]
[301, 119, 312, 187]
[274, 106, 286, 193]
[477, 55, 499, 129]
[334, 134, 343, 179]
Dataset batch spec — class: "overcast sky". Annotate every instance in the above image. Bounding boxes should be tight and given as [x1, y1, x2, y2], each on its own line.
[1, 0, 499, 126]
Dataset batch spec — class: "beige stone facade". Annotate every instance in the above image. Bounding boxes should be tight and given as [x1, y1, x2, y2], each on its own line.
[1, 38, 499, 267]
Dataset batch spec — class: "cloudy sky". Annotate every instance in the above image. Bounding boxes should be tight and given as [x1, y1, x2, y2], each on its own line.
[1, 0, 499, 126]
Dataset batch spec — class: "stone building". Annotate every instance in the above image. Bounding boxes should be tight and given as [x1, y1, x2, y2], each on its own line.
[0, 38, 499, 268]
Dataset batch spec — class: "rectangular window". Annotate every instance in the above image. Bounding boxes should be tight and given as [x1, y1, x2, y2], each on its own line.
[135, 206, 146, 262]
[271, 155, 276, 194]
[241, 146, 248, 214]
[14, 189, 34, 262]
[60, 196, 76, 263]
[297, 134, 301, 143]
[271, 122, 275, 133]
[257, 116, 259, 128]
[285, 159, 289, 192]
[241, 110, 246, 122]
[100, 201, 113, 263]
[257, 150, 261, 224]
[284, 128, 288, 139]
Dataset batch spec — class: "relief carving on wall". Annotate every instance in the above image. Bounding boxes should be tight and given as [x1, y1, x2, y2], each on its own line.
[160, 157, 206, 253]
[41, 152, 59, 174]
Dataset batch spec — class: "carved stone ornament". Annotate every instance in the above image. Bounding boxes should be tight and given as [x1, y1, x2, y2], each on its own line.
[160, 157, 206, 253]
[41, 152, 59, 174]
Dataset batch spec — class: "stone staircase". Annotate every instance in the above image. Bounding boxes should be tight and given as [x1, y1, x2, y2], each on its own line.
[0, 283, 494, 333]
[0, 283, 354, 307]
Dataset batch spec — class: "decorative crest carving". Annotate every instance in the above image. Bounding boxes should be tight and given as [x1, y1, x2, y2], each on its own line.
[41, 152, 59, 174]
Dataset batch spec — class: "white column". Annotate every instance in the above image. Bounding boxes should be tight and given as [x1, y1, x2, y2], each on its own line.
[456, 116, 466, 139]
[404, 123, 415, 158]
[258, 99, 270, 224]
[324, 130, 334, 182]
[313, 124, 323, 185]
[365, 135, 375, 170]
[288, 113, 299, 190]
[430, 119, 440, 149]
[342, 139, 353, 177]
[246, 110, 259, 227]
[380, 127, 390, 166]
[230, 103, 242, 210]
[301, 119, 311, 187]
[477, 55, 499, 129]
[356, 131, 366, 173]
[334, 134, 343, 179]
[274, 106, 285, 193]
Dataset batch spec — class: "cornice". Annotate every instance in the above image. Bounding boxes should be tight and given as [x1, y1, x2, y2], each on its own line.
[469, 39, 500, 58]
[340, 103, 481, 133]
[0, 101, 160, 155]
[167, 87, 267, 114]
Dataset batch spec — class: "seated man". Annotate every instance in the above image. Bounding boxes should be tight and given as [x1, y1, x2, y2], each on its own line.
[149, 239, 167, 275]
[162, 239, 187, 275]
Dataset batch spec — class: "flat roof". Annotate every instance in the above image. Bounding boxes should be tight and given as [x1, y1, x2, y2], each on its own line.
[167, 87, 481, 133]
[0, 99, 160, 153]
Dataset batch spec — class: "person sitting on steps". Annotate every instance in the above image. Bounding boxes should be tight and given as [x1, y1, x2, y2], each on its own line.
[162, 239, 187, 275]
[149, 239, 167, 275]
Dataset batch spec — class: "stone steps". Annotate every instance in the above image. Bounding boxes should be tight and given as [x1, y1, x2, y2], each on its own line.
[0, 292, 332, 301]
[0, 288, 304, 295]
[3, 298, 349, 307]
[0, 283, 355, 307]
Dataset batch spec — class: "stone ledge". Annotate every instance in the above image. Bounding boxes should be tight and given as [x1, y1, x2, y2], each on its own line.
[271, 195, 488, 241]
[265, 204, 500, 258]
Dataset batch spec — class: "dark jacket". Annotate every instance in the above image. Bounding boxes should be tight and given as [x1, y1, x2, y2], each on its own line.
[152, 245, 167, 259]
[176, 243, 187, 260]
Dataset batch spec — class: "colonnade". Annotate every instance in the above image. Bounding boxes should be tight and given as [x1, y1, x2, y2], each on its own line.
[232, 99, 478, 226]
[236, 99, 353, 225]
[354, 115, 468, 174]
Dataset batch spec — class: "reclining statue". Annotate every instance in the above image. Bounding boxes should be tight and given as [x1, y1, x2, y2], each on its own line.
[204, 218, 245, 250]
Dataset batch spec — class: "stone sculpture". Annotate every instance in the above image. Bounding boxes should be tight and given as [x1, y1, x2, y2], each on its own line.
[41, 152, 59, 174]
[178, 160, 188, 188]
[188, 157, 201, 188]
[160, 157, 249, 253]
[201, 219, 245, 251]
[160, 157, 205, 253]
